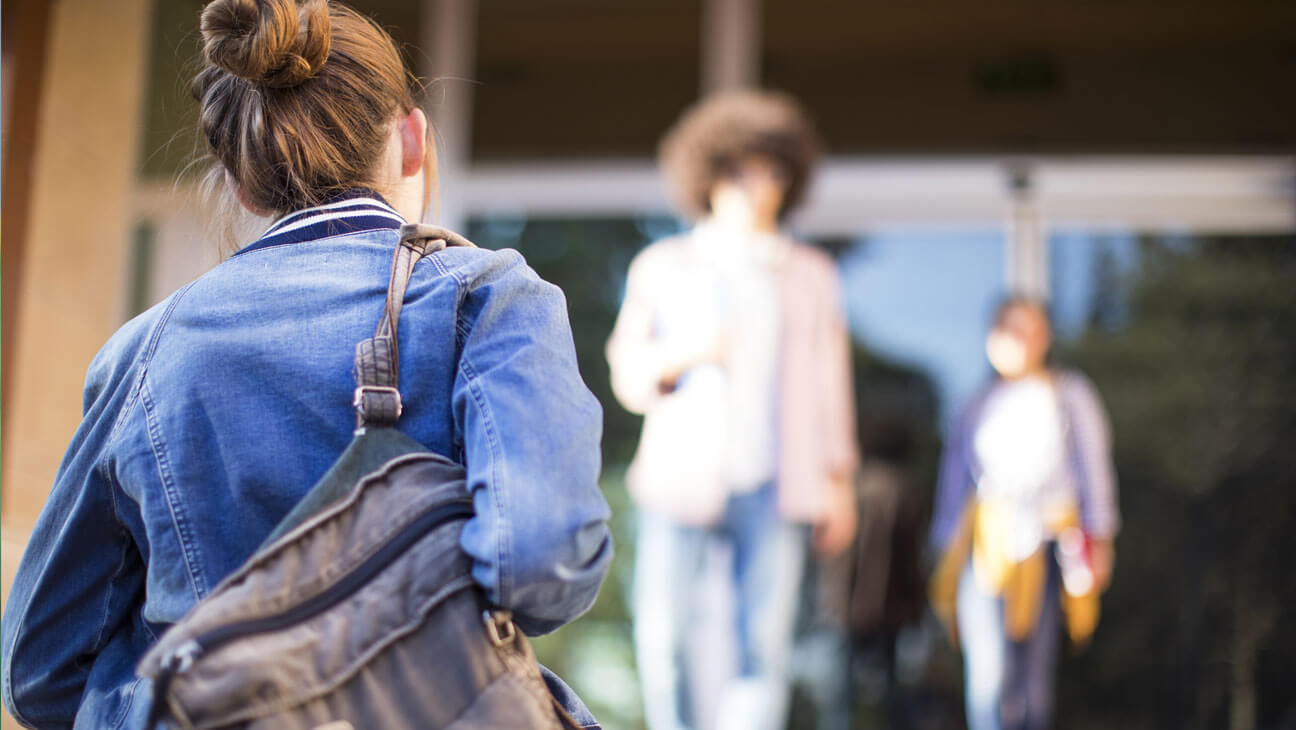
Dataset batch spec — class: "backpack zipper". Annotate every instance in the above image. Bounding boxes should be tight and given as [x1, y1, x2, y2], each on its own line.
[162, 498, 474, 671]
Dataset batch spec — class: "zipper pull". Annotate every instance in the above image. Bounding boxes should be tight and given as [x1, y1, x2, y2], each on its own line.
[164, 638, 203, 674]
[482, 609, 516, 647]
[148, 639, 203, 729]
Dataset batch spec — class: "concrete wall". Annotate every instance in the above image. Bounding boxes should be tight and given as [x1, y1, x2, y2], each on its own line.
[1, 0, 151, 725]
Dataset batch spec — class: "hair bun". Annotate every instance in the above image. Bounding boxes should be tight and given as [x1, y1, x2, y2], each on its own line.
[201, 0, 330, 89]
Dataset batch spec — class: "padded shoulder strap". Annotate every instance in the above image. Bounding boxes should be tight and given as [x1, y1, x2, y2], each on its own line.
[353, 224, 476, 429]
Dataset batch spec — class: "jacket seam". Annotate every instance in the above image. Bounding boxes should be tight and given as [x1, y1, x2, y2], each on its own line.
[430, 251, 450, 277]
[454, 319, 473, 351]
[457, 351, 512, 604]
[2, 624, 35, 730]
[449, 271, 470, 461]
[141, 618, 160, 645]
[140, 379, 209, 600]
[439, 250, 472, 289]
[90, 475, 133, 656]
[107, 676, 142, 730]
[105, 282, 198, 445]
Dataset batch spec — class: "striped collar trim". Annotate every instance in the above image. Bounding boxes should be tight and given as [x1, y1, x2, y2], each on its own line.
[233, 189, 405, 257]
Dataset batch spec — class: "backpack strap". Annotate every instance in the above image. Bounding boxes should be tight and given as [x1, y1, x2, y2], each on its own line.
[353, 223, 476, 430]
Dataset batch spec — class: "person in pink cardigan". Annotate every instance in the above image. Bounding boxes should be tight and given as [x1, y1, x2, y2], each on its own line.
[606, 91, 859, 730]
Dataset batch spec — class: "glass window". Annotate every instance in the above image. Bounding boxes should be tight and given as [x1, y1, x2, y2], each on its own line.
[1047, 230, 1296, 727]
[837, 229, 1006, 424]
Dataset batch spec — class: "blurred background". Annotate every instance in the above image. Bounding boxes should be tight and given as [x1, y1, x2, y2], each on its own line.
[2, 1, 1294, 728]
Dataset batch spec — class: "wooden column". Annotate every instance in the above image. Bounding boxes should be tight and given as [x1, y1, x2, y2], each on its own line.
[421, 0, 477, 232]
[1, 0, 153, 663]
[2, 0, 53, 434]
[701, 0, 761, 94]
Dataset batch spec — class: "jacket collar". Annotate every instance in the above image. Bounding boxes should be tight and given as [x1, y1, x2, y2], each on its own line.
[233, 188, 406, 257]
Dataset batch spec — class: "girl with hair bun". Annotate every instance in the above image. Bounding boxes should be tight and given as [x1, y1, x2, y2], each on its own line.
[1, 2, 612, 728]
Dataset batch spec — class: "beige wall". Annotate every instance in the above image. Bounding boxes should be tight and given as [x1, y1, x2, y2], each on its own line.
[2, 0, 151, 725]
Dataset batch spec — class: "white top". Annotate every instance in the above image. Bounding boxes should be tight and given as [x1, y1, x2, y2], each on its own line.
[659, 222, 782, 493]
[972, 375, 1078, 560]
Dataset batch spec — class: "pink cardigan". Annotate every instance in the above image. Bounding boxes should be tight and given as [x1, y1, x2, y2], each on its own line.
[606, 233, 858, 525]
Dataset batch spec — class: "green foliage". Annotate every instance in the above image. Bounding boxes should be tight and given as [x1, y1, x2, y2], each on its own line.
[1055, 234, 1296, 730]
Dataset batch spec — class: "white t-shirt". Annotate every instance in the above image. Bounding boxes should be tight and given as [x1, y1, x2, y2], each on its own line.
[657, 223, 782, 493]
[972, 376, 1077, 559]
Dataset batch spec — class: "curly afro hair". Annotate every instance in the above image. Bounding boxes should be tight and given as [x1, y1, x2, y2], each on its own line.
[658, 90, 821, 222]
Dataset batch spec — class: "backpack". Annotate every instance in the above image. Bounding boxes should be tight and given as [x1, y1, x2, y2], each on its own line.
[136, 224, 578, 729]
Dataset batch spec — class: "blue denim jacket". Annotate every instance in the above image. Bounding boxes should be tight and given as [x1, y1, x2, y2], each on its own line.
[1, 194, 613, 729]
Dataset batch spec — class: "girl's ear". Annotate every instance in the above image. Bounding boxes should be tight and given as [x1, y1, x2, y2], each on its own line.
[225, 170, 270, 216]
[399, 108, 428, 179]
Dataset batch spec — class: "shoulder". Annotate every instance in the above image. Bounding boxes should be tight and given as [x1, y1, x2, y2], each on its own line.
[786, 238, 836, 270]
[954, 379, 999, 430]
[83, 293, 184, 410]
[629, 235, 692, 274]
[432, 245, 536, 288]
[783, 239, 840, 287]
[1056, 369, 1104, 407]
[430, 246, 570, 317]
[1054, 369, 1111, 427]
[638, 234, 693, 258]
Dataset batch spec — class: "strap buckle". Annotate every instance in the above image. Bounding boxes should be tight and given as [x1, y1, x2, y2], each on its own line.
[482, 609, 516, 647]
[353, 385, 402, 420]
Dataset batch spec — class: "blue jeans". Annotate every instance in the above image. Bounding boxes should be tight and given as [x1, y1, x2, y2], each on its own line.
[634, 483, 807, 730]
[956, 554, 1063, 730]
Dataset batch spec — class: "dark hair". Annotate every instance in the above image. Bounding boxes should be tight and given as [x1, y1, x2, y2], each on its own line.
[658, 90, 821, 221]
[992, 294, 1053, 331]
[990, 294, 1058, 373]
[193, 0, 431, 216]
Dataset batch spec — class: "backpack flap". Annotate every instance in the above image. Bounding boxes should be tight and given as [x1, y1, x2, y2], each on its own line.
[137, 453, 479, 728]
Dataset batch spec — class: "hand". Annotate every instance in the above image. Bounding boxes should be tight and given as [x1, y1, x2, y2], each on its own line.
[812, 474, 857, 559]
[658, 331, 727, 391]
[1090, 538, 1115, 592]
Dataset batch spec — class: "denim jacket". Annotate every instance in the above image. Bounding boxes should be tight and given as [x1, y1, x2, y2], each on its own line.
[1, 193, 613, 729]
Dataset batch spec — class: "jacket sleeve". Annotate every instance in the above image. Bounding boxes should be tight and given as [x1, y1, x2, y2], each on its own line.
[605, 247, 674, 415]
[1063, 373, 1121, 538]
[929, 407, 975, 554]
[2, 350, 146, 729]
[817, 259, 860, 480]
[452, 250, 614, 636]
